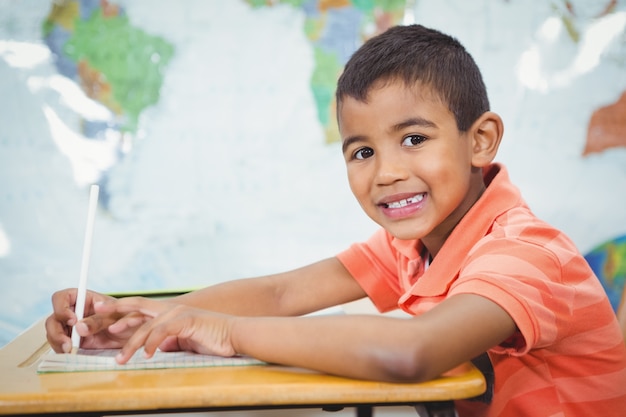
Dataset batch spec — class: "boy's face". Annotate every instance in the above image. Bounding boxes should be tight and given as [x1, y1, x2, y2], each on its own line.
[339, 80, 486, 249]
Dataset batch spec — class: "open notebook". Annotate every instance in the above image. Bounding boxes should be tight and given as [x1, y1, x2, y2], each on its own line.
[37, 348, 265, 373]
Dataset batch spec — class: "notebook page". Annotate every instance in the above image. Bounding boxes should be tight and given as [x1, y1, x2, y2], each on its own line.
[37, 348, 265, 373]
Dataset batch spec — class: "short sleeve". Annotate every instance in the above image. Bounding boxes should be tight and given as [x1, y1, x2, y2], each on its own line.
[336, 228, 403, 312]
[449, 237, 576, 355]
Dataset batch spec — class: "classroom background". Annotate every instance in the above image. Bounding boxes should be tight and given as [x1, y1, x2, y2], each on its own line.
[1, 0, 625, 348]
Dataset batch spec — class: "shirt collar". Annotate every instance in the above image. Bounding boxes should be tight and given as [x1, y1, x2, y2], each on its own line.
[392, 163, 524, 297]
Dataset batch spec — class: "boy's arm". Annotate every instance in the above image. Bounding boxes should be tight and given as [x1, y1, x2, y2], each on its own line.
[173, 257, 367, 316]
[108, 292, 515, 383]
[46, 257, 366, 352]
[228, 293, 515, 382]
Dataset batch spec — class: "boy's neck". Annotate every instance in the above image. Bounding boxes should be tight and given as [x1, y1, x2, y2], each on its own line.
[421, 169, 488, 259]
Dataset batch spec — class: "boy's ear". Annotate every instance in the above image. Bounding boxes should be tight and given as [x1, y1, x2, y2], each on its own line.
[470, 111, 503, 167]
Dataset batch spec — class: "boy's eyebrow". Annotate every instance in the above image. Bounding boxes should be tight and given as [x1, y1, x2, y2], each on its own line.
[342, 135, 365, 154]
[341, 117, 438, 154]
[392, 117, 438, 131]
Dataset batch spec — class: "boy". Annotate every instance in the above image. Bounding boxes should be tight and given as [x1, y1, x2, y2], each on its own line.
[46, 25, 626, 416]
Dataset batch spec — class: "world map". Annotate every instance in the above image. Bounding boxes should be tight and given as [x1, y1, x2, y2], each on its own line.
[43, 0, 407, 146]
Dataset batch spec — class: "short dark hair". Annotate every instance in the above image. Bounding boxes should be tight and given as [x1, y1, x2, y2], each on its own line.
[336, 24, 490, 132]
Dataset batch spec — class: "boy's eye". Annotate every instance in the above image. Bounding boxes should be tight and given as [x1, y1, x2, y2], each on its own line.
[402, 135, 427, 147]
[354, 147, 374, 160]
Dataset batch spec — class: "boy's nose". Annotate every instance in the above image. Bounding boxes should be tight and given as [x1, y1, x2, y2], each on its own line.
[375, 156, 410, 185]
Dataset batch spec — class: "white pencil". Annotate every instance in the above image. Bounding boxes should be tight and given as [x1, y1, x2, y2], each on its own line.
[71, 184, 99, 353]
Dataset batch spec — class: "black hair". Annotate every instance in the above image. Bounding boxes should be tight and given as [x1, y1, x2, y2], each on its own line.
[336, 24, 490, 132]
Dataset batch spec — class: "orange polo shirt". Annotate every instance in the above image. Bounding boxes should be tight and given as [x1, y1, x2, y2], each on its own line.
[337, 163, 626, 417]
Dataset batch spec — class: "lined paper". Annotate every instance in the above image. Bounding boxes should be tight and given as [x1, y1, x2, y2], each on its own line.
[37, 348, 265, 373]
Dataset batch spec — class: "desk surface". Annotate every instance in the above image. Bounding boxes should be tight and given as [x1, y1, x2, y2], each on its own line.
[0, 319, 486, 416]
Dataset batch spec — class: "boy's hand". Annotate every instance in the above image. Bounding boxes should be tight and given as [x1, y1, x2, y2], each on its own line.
[45, 289, 146, 353]
[94, 297, 237, 364]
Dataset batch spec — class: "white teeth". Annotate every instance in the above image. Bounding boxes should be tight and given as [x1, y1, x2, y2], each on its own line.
[384, 194, 424, 208]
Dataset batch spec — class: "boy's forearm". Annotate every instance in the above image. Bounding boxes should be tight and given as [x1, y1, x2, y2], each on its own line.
[171, 257, 364, 317]
[228, 294, 516, 383]
[172, 277, 284, 316]
[229, 314, 431, 383]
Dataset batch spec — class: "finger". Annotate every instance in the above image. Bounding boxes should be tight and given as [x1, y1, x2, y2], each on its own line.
[116, 306, 181, 363]
[107, 312, 149, 334]
[158, 335, 182, 352]
[96, 296, 164, 318]
[45, 314, 72, 353]
[115, 320, 155, 364]
[143, 319, 180, 357]
[51, 289, 78, 325]
[82, 292, 115, 316]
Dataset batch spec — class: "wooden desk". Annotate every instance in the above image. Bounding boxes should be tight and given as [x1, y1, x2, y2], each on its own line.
[0, 319, 486, 416]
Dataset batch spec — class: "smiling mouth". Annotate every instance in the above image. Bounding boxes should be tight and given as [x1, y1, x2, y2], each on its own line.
[382, 194, 424, 209]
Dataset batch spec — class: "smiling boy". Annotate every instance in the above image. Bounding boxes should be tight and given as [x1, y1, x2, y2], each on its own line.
[47, 25, 626, 416]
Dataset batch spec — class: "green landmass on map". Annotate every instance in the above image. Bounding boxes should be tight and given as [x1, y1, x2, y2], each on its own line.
[44, 5, 174, 133]
[247, 0, 406, 143]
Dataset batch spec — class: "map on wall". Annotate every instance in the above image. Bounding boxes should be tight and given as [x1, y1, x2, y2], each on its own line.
[43, 0, 407, 151]
[0, 0, 408, 347]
